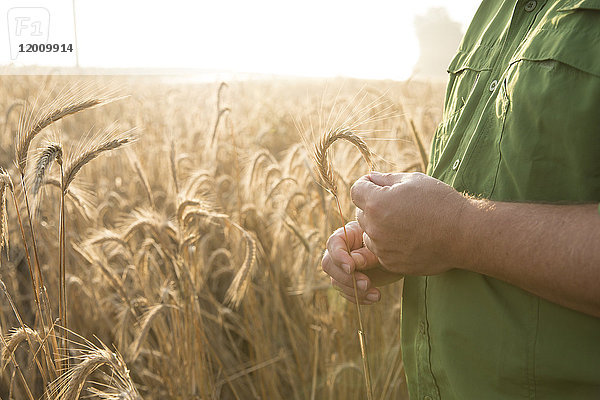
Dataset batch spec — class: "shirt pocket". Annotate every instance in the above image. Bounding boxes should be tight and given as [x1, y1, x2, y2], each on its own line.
[494, 4, 600, 201]
[557, 0, 600, 11]
[442, 46, 494, 121]
[511, 0, 600, 78]
[430, 46, 494, 174]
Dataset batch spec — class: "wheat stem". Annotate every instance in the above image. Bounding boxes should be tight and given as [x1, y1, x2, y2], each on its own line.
[8, 181, 39, 307]
[335, 194, 373, 400]
[19, 177, 46, 301]
[0, 333, 35, 400]
[58, 160, 69, 371]
[309, 126, 375, 400]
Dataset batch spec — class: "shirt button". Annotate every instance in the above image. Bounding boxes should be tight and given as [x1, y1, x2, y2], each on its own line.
[452, 159, 461, 171]
[489, 79, 498, 92]
[524, 0, 537, 12]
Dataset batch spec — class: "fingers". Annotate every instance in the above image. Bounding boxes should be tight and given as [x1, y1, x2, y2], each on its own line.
[338, 287, 381, 305]
[326, 221, 364, 254]
[322, 217, 384, 305]
[368, 171, 407, 187]
[351, 172, 406, 210]
[355, 207, 375, 247]
[341, 220, 367, 251]
[333, 277, 381, 304]
[355, 207, 365, 228]
[323, 249, 380, 304]
[350, 247, 380, 270]
[362, 232, 377, 255]
[350, 174, 380, 210]
[325, 221, 366, 276]
[322, 250, 357, 288]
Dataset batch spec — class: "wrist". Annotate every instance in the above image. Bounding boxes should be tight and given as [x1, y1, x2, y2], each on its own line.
[444, 195, 484, 272]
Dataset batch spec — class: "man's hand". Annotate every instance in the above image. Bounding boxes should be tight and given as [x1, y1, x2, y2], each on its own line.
[323, 171, 600, 316]
[348, 171, 600, 317]
[321, 221, 403, 304]
[350, 171, 467, 275]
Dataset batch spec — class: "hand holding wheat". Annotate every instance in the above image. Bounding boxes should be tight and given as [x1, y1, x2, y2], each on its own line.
[322, 220, 403, 303]
[310, 127, 376, 400]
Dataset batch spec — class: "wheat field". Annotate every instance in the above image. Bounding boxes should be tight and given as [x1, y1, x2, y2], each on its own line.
[0, 74, 444, 399]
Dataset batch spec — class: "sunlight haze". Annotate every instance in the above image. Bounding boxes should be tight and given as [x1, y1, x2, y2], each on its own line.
[1, 0, 482, 80]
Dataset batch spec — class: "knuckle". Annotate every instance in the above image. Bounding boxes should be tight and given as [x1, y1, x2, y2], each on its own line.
[325, 230, 340, 250]
[321, 262, 328, 275]
[325, 233, 334, 248]
[347, 220, 359, 231]
[350, 182, 357, 198]
[350, 179, 363, 197]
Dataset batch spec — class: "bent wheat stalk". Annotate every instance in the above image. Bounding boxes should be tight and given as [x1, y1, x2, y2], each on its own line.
[210, 81, 231, 146]
[16, 95, 112, 306]
[0, 170, 39, 307]
[312, 127, 374, 400]
[57, 127, 134, 368]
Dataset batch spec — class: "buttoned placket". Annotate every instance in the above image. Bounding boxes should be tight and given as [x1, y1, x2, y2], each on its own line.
[417, 2, 549, 399]
[451, 0, 547, 191]
[417, 277, 441, 399]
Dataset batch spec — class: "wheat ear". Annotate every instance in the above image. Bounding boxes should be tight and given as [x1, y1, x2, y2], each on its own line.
[312, 126, 374, 400]
[210, 81, 231, 145]
[0, 174, 9, 255]
[16, 98, 104, 175]
[31, 141, 63, 199]
[63, 127, 135, 192]
[312, 127, 375, 194]
[15, 91, 113, 337]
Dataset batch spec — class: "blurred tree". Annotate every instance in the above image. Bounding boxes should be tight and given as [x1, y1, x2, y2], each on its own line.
[413, 8, 463, 80]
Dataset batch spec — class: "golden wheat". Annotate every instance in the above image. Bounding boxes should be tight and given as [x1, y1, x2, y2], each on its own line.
[0, 76, 441, 399]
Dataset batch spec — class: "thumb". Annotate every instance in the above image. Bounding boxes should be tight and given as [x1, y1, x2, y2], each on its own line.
[368, 171, 406, 187]
[351, 247, 380, 271]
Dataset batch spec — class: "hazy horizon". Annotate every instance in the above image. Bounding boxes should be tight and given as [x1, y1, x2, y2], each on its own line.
[1, 0, 481, 80]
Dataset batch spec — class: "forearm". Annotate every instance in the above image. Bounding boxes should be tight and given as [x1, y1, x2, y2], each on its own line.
[453, 200, 600, 317]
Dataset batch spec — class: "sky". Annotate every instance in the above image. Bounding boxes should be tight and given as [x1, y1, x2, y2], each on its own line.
[1, 0, 482, 80]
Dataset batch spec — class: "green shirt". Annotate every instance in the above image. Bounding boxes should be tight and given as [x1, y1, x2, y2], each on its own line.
[402, 1, 600, 399]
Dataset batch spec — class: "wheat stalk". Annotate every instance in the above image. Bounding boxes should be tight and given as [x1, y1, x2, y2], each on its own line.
[2, 327, 44, 367]
[56, 126, 134, 368]
[126, 150, 154, 208]
[0, 173, 10, 255]
[223, 225, 257, 308]
[0, 169, 41, 308]
[127, 304, 167, 362]
[210, 81, 231, 145]
[16, 92, 112, 175]
[63, 127, 135, 192]
[14, 89, 116, 344]
[50, 345, 139, 400]
[178, 199, 256, 308]
[311, 126, 375, 400]
[41, 177, 96, 219]
[313, 127, 375, 195]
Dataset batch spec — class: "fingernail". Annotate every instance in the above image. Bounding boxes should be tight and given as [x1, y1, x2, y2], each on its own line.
[366, 292, 379, 302]
[357, 280, 368, 291]
[341, 264, 351, 274]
